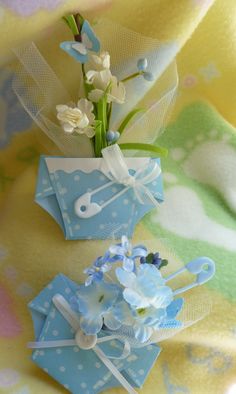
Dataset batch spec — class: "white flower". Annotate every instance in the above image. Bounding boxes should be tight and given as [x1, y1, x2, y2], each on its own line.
[56, 98, 95, 137]
[91, 51, 110, 71]
[86, 69, 126, 104]
[86, 69, 111, 89]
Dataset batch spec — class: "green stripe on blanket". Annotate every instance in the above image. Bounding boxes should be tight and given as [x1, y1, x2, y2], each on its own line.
[144, 101, 236, 301]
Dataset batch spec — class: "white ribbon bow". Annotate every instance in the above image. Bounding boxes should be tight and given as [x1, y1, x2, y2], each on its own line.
[28, 294, 137, 394]
[74, 144, 161, 219]
[102, 144, 161, 207]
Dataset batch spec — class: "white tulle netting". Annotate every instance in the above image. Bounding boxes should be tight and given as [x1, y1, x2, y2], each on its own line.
[102, 290, 211, 348]
[13, 19, 178, 158]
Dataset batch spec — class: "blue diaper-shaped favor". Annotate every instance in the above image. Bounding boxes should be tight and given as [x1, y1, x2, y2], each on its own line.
[28, 274, 161, 394]
[35, 149, 163, 240]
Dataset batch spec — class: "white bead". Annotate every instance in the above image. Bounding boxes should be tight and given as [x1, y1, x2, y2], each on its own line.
[75, 329, 97, 350]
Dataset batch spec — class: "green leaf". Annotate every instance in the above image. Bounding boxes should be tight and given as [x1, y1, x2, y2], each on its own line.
[62, 16, 70, 29]
[146, 253, 155, 264]
[63, 15, 79, 35]
[75, 13, 84, 29]
[159, 259, 168, 269]
[118, 108, 144, 135]
[97, 96, 107, 149]
[94, 120, 102, 157]
[118, 143, 168, 157]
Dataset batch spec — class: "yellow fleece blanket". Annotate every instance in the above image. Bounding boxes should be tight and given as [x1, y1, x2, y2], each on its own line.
[0, 1, 236, 393]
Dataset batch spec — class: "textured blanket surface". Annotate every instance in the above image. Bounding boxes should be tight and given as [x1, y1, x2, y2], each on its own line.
[0, 0, 236, 393]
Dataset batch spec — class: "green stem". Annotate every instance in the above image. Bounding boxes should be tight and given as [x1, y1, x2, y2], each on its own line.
[97, 96, 108, 153]
[81, 63, 86, 78]
[118, 143, 168, 157]
[62, 15, 79, 35]
[81, 63, 89, 98]
[102, 98, 108, 148]
[121, 71, 143, 83]
[75, 13, 84, 30]
[94, 121, 102, 157]
[107, 102, 113, 130]
[118, 108, 144, 135]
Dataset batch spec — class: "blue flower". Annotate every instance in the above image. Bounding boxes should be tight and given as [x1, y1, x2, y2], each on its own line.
[111, 295, 184, 343]
[60, 20, 100, 64]
[74, 281, 121, 335]
[112, 263, 174, 342]
[137, 58, 148, 71]
[112, 301, 167, 343]
[132, 306, 166, 342]
[143, 71, 155, 81]
[106, 130, 120, 143]
[109, 235, 147, 272]
[159, 298, 184, 329]
[84, 251, 113, 286]
[116, 263, 173, 309]
[136, 58, 155, 82]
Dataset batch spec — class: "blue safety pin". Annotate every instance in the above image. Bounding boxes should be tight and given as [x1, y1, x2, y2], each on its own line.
[165, 257, 215, 296]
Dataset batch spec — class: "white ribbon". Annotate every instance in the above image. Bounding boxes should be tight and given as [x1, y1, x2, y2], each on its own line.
[102, 144, 161, 207]
[28, 294, 137, 394]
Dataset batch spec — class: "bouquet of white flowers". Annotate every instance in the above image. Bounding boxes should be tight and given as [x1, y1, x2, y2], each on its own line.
[12, 13, 178, 240]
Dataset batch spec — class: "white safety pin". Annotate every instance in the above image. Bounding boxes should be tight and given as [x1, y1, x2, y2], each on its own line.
[74, 161, 160, 219]
[74, 180, 132, 219]
[165, 257, 215, 296]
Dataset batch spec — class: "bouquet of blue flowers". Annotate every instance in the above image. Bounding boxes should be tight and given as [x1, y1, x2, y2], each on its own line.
[73, 235, 215, 344]
[28, 236, 215, 393]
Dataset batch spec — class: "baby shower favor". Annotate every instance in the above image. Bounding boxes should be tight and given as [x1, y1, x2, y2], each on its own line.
[35, 148, 163, 239]
[13, 13, 178, 239]
[28, 236, 215, 393]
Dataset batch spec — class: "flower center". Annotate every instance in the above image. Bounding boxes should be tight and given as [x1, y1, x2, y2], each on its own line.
[137, 308, 147, 316]
[126, 248, 132, 257]
[98, 294, 105, 303]
[67, 108, 83, 121]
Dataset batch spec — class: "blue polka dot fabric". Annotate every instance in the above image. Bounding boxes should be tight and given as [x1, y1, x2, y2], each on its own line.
[28, 274, 161, 393]
[35, 156, 164, 240]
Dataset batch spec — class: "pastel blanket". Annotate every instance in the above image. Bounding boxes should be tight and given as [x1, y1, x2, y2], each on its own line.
[0, 1, 236, 393]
